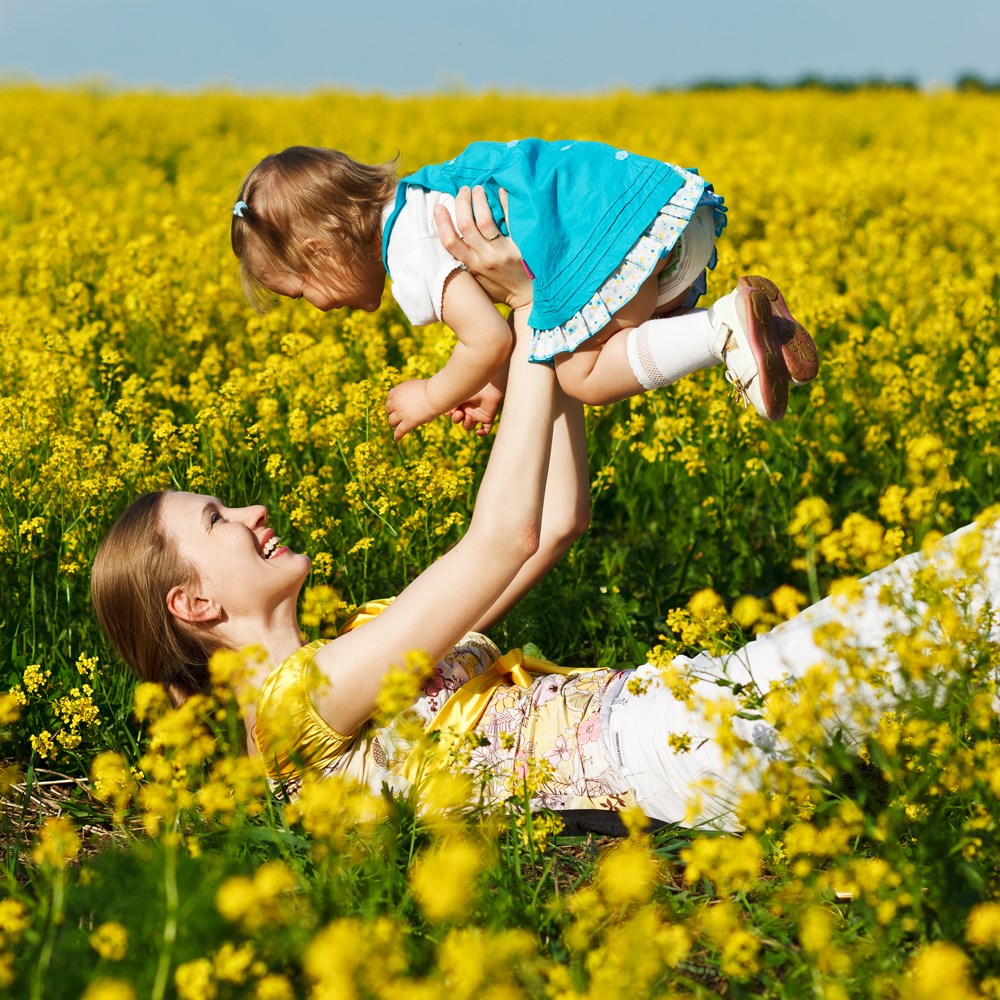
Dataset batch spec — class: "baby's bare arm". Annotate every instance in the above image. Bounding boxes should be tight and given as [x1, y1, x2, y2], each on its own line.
[435, 269, 513, 406]
[385, 271, 512, 441]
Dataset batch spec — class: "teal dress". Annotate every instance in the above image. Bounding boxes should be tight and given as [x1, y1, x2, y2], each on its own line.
[382, 138, 726, 360]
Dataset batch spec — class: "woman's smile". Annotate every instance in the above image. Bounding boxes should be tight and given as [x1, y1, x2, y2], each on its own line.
[258, 527, 288, 560]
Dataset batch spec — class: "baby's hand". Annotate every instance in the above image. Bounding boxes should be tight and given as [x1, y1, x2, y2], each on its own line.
[385, 379, 441, 440]
[448, 382, 505, 437]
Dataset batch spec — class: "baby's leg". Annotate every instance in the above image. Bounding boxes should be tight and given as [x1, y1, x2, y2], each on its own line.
[553, 271, 720, 406]
[624, 282, 791, 421]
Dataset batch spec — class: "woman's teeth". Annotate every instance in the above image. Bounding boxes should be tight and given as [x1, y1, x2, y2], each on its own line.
[262, 536, 280, 559]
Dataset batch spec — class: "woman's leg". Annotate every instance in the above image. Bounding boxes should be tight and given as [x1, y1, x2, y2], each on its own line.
[471, 388, 590, 633]
[608, 518, 1000, 828]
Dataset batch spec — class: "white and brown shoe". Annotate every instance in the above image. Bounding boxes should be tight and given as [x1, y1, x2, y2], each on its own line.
[708, 283, 789, 421]
[738, 275, 819, 385]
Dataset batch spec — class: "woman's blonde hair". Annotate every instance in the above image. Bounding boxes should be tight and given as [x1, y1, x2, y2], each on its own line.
[91, 491, 227, 707]
[231, 146, 398, 312]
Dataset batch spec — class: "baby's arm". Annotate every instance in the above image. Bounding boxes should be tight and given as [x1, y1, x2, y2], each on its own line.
[385, 272, 512, 441]
[437, 186, 528, 436]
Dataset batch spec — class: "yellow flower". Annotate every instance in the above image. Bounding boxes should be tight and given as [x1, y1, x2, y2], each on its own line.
[212, 941, 256, 984]
[770, 584, 807, 621]
[681, 834, 762, 894]
[799, 906, 834, 956]
[597, 839, 659, 907]
[216, 861, 299, 932]
[0, 692, 22, 725]
[300, 583, 345, 633]
[0, 898, 29, 948]
[22, 663, 51, 695]
[409, 836, 485, 921]
[32, 816, 80, 869]
[905, 942, 979, 1000]
[255, 974, 296, 1000]
[90, 751, 136, 824]
[89, 921, 129, 961]
[81, 980, 137, 1000]
[374, 649, 433, 723]
[133, 682, 169, 722]
[175, 958, 216, 1000]
[788, 496, 833, 546]
[967, 902, 1000, 949]
[731, 594, 766, 630]
[687, 587, 726, 619]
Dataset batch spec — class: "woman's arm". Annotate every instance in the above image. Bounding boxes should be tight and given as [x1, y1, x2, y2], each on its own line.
[312, 303, 555, 733]
[438, 185, 589, 623]
[470, 386, 589, 631]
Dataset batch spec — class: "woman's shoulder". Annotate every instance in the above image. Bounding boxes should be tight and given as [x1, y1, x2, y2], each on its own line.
[257, 638, 338, 732]
[259, 638, 328, 693]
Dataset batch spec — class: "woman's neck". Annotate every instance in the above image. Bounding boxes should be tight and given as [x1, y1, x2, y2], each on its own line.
[222, 602, 307, 685]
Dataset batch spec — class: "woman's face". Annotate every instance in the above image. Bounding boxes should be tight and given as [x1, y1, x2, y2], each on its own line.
[159, 492, 311, 616]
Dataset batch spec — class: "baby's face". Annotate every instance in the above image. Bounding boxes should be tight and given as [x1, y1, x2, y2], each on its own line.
[262, 262, 385, 313]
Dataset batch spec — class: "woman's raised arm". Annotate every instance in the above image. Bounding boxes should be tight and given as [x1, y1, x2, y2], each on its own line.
[310, 224, 552, 734]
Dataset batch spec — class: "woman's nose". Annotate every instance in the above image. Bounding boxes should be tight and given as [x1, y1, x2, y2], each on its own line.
[236, 504, 268, 528]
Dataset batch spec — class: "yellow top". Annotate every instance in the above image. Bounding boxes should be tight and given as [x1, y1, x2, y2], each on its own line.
[253, 637, 358, 780]
[253, 599, 508, 793]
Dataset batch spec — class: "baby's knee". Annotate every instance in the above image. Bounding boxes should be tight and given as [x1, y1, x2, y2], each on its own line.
[554, 350, 595, 396]
[555, 360, 616, 406]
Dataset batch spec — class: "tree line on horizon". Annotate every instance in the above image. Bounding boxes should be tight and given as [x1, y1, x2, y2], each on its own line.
[672, 71, 1000, 93]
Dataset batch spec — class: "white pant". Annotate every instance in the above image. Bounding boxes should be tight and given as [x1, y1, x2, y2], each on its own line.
[607, 519, 1000, 829]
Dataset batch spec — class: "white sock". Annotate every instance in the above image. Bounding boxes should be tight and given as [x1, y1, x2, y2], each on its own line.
[625, 309, 719, 390]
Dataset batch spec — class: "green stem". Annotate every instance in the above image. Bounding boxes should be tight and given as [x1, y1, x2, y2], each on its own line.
[30, 868, 64, 1000]
[150, 832, 179, 1000]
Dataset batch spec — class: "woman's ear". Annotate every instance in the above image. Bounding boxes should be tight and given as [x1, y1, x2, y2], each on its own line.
[166, 585, 221, 624]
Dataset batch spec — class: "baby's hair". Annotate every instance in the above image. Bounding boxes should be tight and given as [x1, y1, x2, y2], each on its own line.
[231, 146, 398, 312]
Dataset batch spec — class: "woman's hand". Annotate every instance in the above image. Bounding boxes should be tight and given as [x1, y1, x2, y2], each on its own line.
[435, 187, 533, 311]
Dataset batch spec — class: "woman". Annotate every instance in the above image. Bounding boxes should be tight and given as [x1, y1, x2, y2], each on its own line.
[92, 193, 1000, 830]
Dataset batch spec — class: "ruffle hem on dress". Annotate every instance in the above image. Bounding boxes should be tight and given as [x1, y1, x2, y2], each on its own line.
[528, 165, 727, 363]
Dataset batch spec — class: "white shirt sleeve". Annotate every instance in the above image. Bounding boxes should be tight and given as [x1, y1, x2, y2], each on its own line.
[383, 188, 465, 327]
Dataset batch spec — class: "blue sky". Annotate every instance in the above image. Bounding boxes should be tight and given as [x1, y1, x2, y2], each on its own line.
[1, 0, 997, 92]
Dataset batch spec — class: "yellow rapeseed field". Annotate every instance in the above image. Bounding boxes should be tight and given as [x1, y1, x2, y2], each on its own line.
[0, 85, 998, 998]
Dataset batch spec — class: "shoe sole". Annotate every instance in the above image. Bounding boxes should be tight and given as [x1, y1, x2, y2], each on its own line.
[735, 284, 788, 421]
[738, 275, 819, 385]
